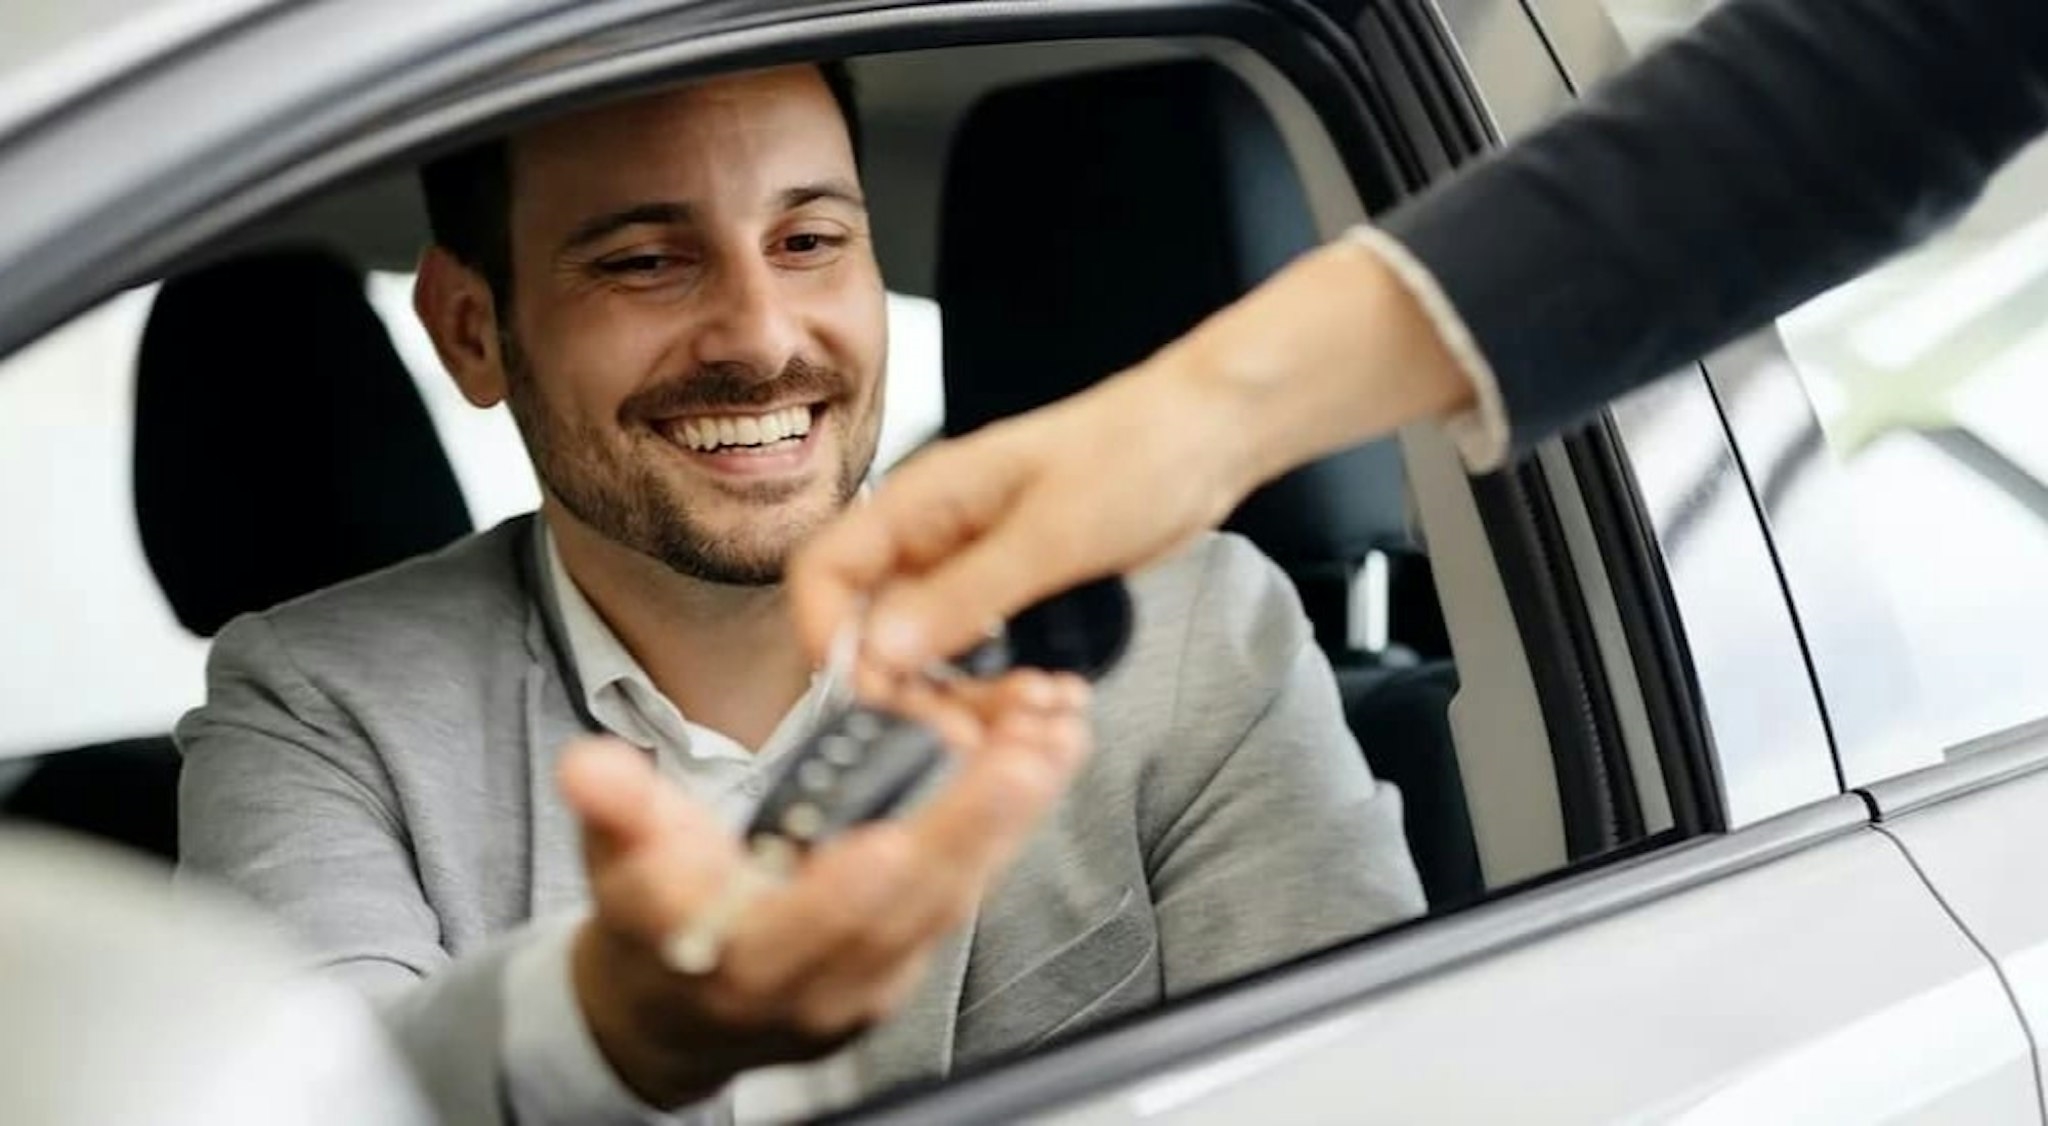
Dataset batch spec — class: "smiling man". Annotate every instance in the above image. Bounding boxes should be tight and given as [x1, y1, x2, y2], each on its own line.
[176, 63, 1424, 1126]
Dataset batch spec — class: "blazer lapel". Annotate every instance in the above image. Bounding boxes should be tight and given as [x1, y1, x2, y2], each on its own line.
[523, 658, 594, 917]
[854, 912, 977, 1093]
[515, 516, 603, 918]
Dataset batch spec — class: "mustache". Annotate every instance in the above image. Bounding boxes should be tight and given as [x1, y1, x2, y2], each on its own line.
[624, 358, 848, 420]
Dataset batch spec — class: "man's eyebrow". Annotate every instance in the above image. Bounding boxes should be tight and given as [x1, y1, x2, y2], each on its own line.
[559, 201, 693, 255]
[779, 180, 866, 212]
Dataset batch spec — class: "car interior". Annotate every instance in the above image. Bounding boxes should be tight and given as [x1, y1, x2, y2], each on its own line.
[0, 33, 1663, 964]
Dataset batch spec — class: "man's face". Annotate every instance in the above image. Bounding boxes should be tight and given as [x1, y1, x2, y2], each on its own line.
[500, 67, 885, 585]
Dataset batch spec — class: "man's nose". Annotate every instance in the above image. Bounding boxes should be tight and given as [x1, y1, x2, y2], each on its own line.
[691, 256, 803, 379]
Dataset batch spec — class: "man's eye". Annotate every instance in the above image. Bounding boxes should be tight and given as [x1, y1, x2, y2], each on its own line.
[597, 254, 677, 276]
[782, 233, 845, 255]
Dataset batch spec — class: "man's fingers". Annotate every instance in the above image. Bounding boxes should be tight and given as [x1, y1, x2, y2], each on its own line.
[863, 706, 1091, 960]
[558, 737, 668, 865]
[560, 737, 739, 944]
[723, 828, 920, 994]
[899, 694, 1094, 887]
[723, 676, 1091, 993]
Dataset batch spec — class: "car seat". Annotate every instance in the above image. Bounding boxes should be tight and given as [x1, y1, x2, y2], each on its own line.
[936, 60, 1480, 906]
[1, 247, 473, 861]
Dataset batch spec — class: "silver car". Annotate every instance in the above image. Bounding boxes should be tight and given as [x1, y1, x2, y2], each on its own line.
[4, 0, 2048, 1121]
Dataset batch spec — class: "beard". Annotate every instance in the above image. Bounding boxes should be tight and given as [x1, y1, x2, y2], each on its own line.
[500, 332, 873, 586]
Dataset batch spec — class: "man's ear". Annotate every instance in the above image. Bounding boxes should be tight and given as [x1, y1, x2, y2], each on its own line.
[414, 246, 509, 408]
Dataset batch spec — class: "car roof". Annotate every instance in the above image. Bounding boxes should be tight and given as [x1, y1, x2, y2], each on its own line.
[0, 0, 291, 144]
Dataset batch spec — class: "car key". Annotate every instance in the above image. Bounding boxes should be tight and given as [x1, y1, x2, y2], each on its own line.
[743, 575, 1136, 851]
[666, 698, 958, 973]
[665, 579, 1136, 974]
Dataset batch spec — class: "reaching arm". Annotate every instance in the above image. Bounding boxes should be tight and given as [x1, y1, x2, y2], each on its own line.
[790, 0, 2048, 676]
[1384, 0, 2048, 467]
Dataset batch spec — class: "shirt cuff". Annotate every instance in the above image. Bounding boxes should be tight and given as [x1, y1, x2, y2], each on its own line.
[501, 913, 722, 1126]
[1345, 225, 1513, 474]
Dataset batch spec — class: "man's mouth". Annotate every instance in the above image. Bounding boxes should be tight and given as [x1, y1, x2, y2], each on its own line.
[660, 405, 818, 454]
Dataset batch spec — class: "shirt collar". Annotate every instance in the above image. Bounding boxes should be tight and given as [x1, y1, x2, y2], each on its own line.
[539, 519, 836, 764]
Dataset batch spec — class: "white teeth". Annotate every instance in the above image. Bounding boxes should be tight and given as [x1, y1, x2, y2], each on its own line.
[670, 406, 816, 451]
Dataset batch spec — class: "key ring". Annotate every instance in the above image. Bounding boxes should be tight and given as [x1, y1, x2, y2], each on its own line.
[660, 611, 1000, 976]
[661, 616, 867, 977]
[662, 836, 799, 975]
[820, 611, 865, 714]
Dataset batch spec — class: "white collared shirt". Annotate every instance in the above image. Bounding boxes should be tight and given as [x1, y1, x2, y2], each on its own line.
[544, 526, 838, 827]
[503, 524, 864, 1126]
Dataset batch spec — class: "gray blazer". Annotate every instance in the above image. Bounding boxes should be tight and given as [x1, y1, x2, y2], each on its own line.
[177, 518, 1423, 1123]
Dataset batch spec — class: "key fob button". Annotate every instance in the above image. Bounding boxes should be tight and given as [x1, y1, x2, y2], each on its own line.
[782, 802, 826, 841]
[822, 735, 863, 766]
[797, 760, 837, 793]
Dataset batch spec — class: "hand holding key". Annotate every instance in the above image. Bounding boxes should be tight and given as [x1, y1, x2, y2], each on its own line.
[555, 666, 1092, 1110]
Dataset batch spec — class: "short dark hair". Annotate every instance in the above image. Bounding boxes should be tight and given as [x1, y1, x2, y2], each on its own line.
[420, 61, 861, 308]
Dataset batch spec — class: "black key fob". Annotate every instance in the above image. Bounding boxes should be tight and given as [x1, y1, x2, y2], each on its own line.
[745, 577, 1136, 849]
[748, 707, 947, 847]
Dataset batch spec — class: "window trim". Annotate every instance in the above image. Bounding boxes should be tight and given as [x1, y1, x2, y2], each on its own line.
[0, 0, 1417, 360]
[0, 0, 286, 146]
[834, 794, 1872, 1124]
[1450, 0, 1842, 826]
[1864, 717, 2048, 821]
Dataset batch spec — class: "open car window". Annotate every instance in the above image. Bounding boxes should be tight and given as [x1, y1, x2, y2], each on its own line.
[0, 10, 1769, 1122]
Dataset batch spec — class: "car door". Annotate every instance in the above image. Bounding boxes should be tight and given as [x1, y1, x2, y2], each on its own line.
[1569, 0, 2048, 1109]
[838, 0, 2043, 1120]
[0, 0, 2034, 1123]
[1551, 0, 2048, 1111]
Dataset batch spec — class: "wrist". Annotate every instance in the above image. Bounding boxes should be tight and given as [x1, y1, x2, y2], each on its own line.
[1158, 233, 1477, 487]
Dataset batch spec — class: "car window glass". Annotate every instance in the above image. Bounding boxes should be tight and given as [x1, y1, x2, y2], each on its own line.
[1601, 0, 2048, 752]
[1773, 138, 2048, 750]
[1598, 0, 1715, 52]
[0, 284, 196, 756]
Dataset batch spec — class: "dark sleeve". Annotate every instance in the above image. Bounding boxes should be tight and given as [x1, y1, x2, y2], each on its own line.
[1381, 0, 2048, 454]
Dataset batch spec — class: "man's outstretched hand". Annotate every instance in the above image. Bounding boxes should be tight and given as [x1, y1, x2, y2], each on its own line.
[556, 667, 1092, 1109]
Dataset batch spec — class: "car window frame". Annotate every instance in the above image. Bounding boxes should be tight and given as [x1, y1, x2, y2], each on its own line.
[1538, 0, 2048, 800]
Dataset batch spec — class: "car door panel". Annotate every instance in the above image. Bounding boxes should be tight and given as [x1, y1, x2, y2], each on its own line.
[1873, 743, 2048, 1104]
[1006, 0, 2036, 1120]
[1030, 826, 2033, 1123]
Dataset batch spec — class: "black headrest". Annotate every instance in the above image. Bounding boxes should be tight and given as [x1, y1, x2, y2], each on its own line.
[937, 60, 1410, 568]
[135, 247, 472, 637]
